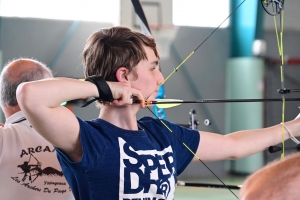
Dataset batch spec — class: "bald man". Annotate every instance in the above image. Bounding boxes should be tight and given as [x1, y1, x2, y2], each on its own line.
[0, 58, 74, 199]
[239, 152, 300, 200]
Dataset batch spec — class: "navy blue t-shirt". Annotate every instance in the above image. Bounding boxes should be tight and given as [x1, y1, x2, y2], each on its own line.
[56, 116, 200, 200]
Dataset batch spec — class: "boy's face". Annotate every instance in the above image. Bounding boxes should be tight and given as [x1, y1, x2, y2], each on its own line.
[128, 46, 164, 101]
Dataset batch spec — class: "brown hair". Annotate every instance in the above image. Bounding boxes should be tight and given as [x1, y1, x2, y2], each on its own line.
[83, 26, 160, 82]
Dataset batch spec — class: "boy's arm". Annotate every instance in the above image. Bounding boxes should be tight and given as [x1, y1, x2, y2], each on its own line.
[17, 77, 143, 161]
[194, 118, 300, 162]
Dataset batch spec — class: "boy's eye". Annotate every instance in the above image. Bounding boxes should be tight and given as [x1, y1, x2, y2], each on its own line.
[152, 65, 160, 71]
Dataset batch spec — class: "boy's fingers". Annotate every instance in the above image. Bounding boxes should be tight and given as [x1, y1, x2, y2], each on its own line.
[131, 89, 145, 108]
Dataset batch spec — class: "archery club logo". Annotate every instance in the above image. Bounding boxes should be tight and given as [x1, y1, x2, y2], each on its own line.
[11, 145, 71, 194]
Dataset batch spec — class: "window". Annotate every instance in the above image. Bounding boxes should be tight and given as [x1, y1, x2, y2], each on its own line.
[173, 0, 230, 28]
[0, 0, 120, 25]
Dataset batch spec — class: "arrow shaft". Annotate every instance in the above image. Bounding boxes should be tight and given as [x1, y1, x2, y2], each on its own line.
[134, 98, 300, 105]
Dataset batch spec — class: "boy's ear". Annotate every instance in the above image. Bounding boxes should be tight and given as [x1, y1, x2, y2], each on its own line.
[115, 67, 129, 82]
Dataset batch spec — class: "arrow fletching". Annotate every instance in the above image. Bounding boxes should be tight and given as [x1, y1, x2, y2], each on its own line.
[154, 99, 183, 108]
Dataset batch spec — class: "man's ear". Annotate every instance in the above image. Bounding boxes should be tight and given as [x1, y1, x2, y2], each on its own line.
[115, 67, 129, 82]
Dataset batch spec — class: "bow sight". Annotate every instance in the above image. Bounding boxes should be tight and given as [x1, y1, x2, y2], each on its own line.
[261, 0, 284, 16]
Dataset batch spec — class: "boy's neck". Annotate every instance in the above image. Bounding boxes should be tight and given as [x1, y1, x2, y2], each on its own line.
[99, 105, 139, 130]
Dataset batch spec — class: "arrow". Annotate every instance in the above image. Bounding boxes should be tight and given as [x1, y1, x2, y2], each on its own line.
[133, 98, 300, 109]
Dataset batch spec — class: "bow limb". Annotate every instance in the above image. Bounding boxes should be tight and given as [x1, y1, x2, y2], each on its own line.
[131, 0, 151, 36]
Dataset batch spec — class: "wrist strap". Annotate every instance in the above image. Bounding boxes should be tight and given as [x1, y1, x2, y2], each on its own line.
[82, 75, 113, 107]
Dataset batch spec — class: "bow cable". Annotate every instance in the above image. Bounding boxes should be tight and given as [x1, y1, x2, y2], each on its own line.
[146, 107, 239, 198]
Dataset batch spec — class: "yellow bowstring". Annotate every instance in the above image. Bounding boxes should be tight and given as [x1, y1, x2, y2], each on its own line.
[159, 51, 195, 88]
[274, 10, 285, 159]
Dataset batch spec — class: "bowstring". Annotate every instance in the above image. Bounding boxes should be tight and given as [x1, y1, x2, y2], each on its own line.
[279, 10, 285, 159]
[160, 0, 246, 87]
[271, 4, 285, 159]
